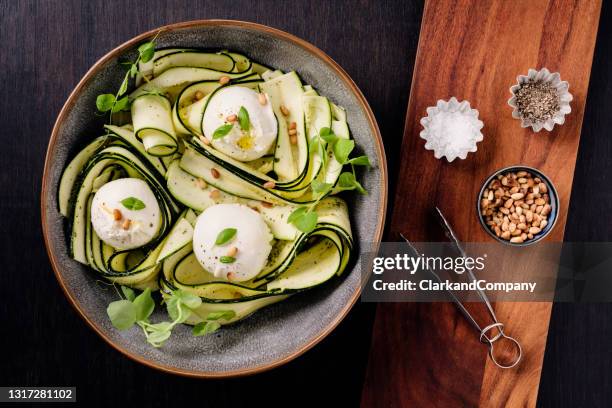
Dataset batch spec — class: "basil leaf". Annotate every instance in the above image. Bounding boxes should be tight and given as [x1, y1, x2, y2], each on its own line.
[138, 41, 155, 63]
[206, 310, 236, 321]
[121, 285, 136, 301]
[96, 94, 116, 112]
[333, 139, 355, 165]
[287, 206, 308, 223]
[112, 96, 129, 113]
[347, 155, 371, 167]
[319, 127, 337, 144]
[311, 180, 332, 195]
[193, 321, 221, 337]
[294, 211, 318, 233]
[220, 256, 236, 264]
[213, 123, 234, 139]
[238, 106, 250, 131]
[107, 300, 136, 330]
[215, 228, 237, 245]
[133, 288, 155, 321]
[121, 196, 146, 211]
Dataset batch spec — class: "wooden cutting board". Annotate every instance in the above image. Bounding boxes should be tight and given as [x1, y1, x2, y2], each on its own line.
[361, 1, 601, 407]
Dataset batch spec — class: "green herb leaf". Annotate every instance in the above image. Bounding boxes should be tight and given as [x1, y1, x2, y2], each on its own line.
[133, 288, 155, 321]
[213, 123, 234, 139]
[121, 196, 146, 211]
[96, 94, 116, 112]
[206, 310, 237, 321]
[138, 41, 156, 63]
[338, 172, 367, 194]
[173, 289, 202, 310]
[238, 106, 250, 131]
[121, 285, 136, 301]
[220, 256, 236, 264]
[106, 300, 136, 330]
[294, 211, 318, 233]
[215, 228, 237, 245]
[347, 155, 371, 167]
[319, 127, 337, 144]
[333, 139, 355, 165]
[287, 206, 308, 223]
[311, 180, 332, 195]
[129, 64, 138, 78]
[112, 96, 129, 113]
[118, 76, 129, 97]
[193, 321, 221, 336]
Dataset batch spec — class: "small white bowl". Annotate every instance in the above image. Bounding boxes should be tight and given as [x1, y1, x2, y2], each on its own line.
[508, 68, 572, 132]
[419, 97, 484, 162]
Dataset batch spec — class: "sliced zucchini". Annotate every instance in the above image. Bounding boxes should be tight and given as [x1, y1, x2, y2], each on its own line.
[131, 94, 178, 157]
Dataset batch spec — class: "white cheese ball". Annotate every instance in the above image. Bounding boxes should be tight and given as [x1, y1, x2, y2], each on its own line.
[192, 204, 273, 282]
[90, 178, 161, 250]
[203, 86, 277, 161]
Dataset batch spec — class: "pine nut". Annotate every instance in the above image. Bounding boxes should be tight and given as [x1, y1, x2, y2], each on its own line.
[481, 169, 553, 243]
[194, 90, 204, 101]
[288, 128, 297, 136]
[219, 76, 231, 85]
[211, 168, 220, 179]
[226, 246, 238, 257]
[258, 93, 267, 105]
[280, 105, 290, 116]
[227, 114, 237, 123]
[199, 135, 210, 145]
[195, 178, 207, 189]
[289, 122, 297, 130]
[122, 219, 131, 230]
[209, 189, 220, 199]
[290, 135, 298, 145]
[261, 201, 273, 208]
[263, 181, 276, 189]
[113, 209, 122, 221]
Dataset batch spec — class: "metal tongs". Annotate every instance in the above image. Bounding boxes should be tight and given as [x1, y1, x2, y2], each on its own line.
[400, 207, 522, 369]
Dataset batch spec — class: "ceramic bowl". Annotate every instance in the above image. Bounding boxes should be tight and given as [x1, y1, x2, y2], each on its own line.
[41, 20, 387, 377]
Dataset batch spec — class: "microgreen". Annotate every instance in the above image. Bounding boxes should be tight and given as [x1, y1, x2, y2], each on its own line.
[215, 228, 237, 245]
[347, 155, 371, 167]
[286, 125, 371, 233]
[96, 32, 161, 123]
[107, 278, 234, 346]
[238, 106, 250, 131]
[333, 139, 355, 165]
[193, 310, 237, 336]
[213, 123, 234, 139]
[121, 196, 146, 211]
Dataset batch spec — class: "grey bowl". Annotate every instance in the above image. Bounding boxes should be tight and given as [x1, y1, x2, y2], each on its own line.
[477, 165, 558, 246]
[41, 20, 387, 377]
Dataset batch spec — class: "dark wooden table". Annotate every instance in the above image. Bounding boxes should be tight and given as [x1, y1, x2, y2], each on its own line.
[0, 1, 610, 406]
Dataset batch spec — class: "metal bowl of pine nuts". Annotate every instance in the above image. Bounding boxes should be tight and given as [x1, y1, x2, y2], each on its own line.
[477, 165, 558, 246]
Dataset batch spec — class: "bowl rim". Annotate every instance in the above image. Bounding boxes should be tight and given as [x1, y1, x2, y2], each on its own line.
[40, 19, 388, 378]
[476, 165, 559, 246]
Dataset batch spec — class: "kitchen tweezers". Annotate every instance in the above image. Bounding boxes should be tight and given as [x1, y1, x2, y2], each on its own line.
[400, 207, 522, 369]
